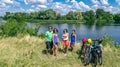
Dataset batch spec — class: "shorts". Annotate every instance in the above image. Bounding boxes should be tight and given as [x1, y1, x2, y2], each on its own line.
[46, 41, 53, 49]
[71, 42, 75, 45]
[53, 42, 58, 45]
[62, 40, 70, 46]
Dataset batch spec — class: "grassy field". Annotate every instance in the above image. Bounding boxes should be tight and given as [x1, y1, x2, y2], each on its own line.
[0, 35, 120, 67]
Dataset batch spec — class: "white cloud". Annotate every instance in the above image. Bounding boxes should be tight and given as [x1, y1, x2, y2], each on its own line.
[1, 0, 120, 16]
[13, 1, 21, 7]
[20, 8, 25, 11]
[27, 9, 35, 12]
[52, 2, 72, 14]
[47, 0, 53, 3]
[0, 2, 6, 8]
[24, 0, 49, 5]
[100, 0, 109, 6]
[72, 1, 81, 10]
[91, 4, 99, 11]
[116, 0, 120, 6]
[106, 6, 113, 12]
[79, 1, 91, 11]
[1, 0, 20, 8]
[37, 5, 47, 9]
[66, 0, 70, 3]
[37, 0, 47, 4]
[24, 0, 35, 5]
[91, 0, 99, 5]
[91, 0, 110, 12]
[51, 1, 91, 14]
[0, 2, 6, 10]
[71, 0, 76, 3]
[0, 2, 10, 10]
[106, 6, 120, 14]
[31, 5, 35, 8]
[1, 0, 13, 4]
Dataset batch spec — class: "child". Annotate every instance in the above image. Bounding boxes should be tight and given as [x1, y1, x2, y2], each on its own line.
[52, 28, 59, 57]
[70, 29, 76, 53]
[62, 29, 70, 56]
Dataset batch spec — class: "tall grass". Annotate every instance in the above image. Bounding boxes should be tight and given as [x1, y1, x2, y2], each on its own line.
[0, 35, 119, 67]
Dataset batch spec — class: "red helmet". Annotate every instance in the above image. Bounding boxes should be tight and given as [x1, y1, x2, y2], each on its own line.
[82, 38, 87, 43]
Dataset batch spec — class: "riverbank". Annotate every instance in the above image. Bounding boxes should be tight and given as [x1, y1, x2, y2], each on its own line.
[26, 19, 84, 24]
[0, 35, 120, 67]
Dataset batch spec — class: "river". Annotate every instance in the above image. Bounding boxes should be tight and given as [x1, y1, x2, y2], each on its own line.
[27, 23, 120, 43]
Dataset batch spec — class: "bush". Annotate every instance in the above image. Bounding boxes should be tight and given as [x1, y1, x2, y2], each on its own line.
[0, 19, 18, 36]
[38, 33, 46, 38]
[25, 28, 38, 36]
[102, 35, 115, 47]
[0, 18, 27, 36]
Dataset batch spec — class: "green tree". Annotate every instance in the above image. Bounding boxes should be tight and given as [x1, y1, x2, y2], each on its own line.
[96, 9, 114, 25]
[66, 11, 83, 20]
[45, 9, 56, 20]
[82, 10, 96, 24]
[114, 14, 120, 24]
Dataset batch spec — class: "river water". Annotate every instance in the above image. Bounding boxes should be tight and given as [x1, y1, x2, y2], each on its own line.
[27, 23, 120, 43]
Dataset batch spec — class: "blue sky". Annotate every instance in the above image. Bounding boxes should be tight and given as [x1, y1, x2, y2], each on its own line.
[0, 0, 120, 16]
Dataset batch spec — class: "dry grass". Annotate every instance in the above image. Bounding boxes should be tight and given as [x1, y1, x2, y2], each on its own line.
[0, 35, 120, 67]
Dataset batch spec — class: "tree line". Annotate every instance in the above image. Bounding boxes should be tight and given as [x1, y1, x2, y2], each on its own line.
[2, 8, 120, 25]
[0, 8, 120, 36]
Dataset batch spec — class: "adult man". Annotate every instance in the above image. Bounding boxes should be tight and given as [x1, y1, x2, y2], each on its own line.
[45, 26, 53, 54]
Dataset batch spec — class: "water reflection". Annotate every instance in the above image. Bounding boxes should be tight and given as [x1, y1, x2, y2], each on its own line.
[26, 23, 120, 43]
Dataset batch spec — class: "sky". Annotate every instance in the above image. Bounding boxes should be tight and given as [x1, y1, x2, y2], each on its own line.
[0, 0, 120, 16]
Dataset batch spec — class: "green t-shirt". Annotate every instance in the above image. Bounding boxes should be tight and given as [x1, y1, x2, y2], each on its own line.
[45, 31, 53, 42]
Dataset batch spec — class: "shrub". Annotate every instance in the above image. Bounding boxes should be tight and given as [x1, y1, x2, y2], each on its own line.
[102, 35, 114, 47]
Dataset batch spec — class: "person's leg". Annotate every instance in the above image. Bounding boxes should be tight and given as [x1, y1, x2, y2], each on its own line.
[72, 44, 75, 53]
[54, 45, 58, 56]
[56, 45, 58, 56]
[65, 45, 68, 54]
[50, 41, 53, 54]
[66, 41, 69, 53]
[53, 45, 55, 55]
[62, 41, 65, 53]
[70, 44, 72, 51]
[46, 41, 50, 54]
[80, 44, 84, 54]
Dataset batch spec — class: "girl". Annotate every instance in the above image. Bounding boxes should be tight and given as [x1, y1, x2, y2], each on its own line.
[52, 28, 59, 57]
[70, 29, 76, 53]
[62, 29, 70, 56]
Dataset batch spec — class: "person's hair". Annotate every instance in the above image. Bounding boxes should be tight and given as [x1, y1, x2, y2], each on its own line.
[48, 26, 53, 29]
[63, 29, 68, 33]
[72, 29, 75, 32]
[71, 29, 75, 36]
[53, 28, 58, 33]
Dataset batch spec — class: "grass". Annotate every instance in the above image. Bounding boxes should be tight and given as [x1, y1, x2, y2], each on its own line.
[0, 34, 120, 67]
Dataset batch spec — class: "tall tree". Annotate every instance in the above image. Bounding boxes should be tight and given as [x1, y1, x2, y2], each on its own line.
[82, 10, 96, 24]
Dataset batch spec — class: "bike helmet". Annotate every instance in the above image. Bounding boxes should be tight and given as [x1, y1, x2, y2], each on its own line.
[82, 38, 87, 43]
[88, 38, 92, 44]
